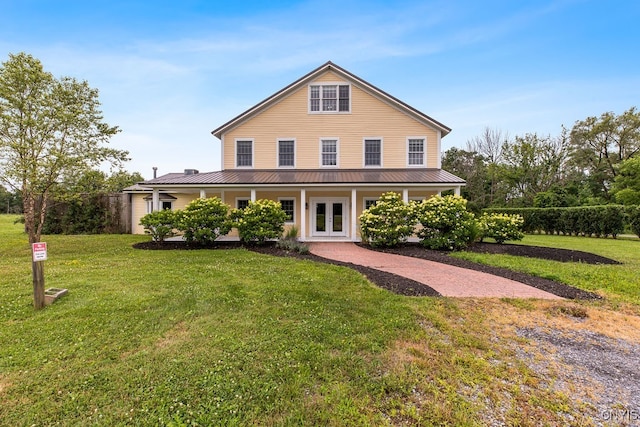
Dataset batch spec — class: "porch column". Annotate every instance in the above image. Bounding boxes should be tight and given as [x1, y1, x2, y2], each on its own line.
[351, 188, 357, 241]
[200, 189, 207, 198]
[454, 186, 461, 196]
[250, 189, 256, 202]
[152, 188, 160, 212]
[300, 189, 306, 241]
[220, 190, 225, 203]
[402, 189, 409, 203]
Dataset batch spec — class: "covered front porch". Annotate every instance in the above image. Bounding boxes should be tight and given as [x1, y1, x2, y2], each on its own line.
[142, 184, 461, 242]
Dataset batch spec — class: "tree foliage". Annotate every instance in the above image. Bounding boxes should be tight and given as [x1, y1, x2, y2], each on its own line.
[611, 156, 640, 205]
[570, 107, 640, 200]
[0, 52, 127, 245]
[0, 52, 127, 309]
[441, 148, 491, 208]
[500, 131, 570, 206]
[442, 109, 640, 209]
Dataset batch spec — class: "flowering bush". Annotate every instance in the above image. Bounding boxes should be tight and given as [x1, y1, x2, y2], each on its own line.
[413, 195, 477, 251]
[230, 199, 288, 244]
[175, 197, 231, 245]
[479, 213, 524, 243]
[139, 209, 177, 242]
[359, 192, 415, 247]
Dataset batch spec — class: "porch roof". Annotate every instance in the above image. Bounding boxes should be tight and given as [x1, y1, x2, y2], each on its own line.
[139, 168, 465, 187]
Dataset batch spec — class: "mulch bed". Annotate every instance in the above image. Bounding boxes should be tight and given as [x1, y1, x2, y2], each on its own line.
[133, 241, 610, 300]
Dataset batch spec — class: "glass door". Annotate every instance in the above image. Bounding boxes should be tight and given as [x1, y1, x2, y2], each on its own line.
[311, 198, 347, 237]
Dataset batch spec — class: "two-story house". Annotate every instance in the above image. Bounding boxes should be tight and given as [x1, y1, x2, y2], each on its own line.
[128, 61, 465, 240]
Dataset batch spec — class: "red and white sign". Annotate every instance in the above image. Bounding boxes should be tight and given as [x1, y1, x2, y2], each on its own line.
[32, 242, 48, 262]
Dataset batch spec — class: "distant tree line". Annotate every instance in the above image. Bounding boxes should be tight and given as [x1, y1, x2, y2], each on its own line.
[443, 107, 640, 210]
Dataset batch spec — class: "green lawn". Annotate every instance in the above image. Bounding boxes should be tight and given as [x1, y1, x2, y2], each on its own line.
[1, 214, 638, 426]
[453, 234, 640, 308]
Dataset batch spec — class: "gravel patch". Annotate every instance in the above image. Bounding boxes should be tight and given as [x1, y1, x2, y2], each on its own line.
[516, 327, 640, 426]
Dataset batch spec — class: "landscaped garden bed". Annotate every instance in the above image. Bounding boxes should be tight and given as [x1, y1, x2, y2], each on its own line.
[133, 240, 605, 300]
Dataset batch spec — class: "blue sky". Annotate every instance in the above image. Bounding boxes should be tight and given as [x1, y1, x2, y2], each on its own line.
[2, 0, 639, 178]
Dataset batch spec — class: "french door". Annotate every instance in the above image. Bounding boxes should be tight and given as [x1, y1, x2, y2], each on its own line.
[310, 198, 348, 237]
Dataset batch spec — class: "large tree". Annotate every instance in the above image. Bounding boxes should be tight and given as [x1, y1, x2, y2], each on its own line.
[569, 107, 640, 200]
[466, 127, 509, 205]
[611, 155, 640, 205]
[0, 52, 127, 309]
[500, 131, 570, 206]
[441, 147, 491, 209]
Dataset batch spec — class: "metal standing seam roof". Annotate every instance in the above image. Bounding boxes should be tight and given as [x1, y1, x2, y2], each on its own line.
[139, 169, 465, 187]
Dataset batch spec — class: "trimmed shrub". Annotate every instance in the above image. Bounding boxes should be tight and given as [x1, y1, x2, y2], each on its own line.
[359, 192, 415, 247]
[139, 209, 177, 242]
[479, 213, 524, 244]
[176, 197, 231, 245]
[230, 199, 288, 244]
[413, 195, 477, 251]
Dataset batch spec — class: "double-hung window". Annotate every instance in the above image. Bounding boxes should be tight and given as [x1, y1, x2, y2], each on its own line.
[310, 84, 350, 113]
[278, 198, 295, 223]
[278, 139, 295, 168]
[321, 139, 338, 167]
[236, 139, 253, 167]
[236, 198, 250, 210]
[407, 138, 425, 166]
[364, 198, 378, 210]
[364, 139, 382, 167]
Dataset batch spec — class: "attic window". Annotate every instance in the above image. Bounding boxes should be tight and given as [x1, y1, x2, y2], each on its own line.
[309, 84, 350, 113]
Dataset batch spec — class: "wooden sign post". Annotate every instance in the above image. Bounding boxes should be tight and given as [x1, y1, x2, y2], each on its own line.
[31, 242, 47, 309]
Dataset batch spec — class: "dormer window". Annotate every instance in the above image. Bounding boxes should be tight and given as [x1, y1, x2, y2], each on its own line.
[309, 84, 350, 113]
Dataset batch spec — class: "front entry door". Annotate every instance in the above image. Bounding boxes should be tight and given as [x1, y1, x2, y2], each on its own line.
[311, 198, 348, 237]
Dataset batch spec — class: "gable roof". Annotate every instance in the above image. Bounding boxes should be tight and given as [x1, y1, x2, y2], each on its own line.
[211, 61, 451, 139]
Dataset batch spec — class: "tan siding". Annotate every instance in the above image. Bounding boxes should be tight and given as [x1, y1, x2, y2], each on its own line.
[222, 71, 440, 170]
[131, 194, 148, 234]
[131, 193, 200, 234]
[222, 190, 252, 208]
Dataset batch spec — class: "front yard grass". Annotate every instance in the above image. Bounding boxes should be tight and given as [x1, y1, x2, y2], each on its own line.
[1, 215, 638, 426]
[453, 234, 640, 308]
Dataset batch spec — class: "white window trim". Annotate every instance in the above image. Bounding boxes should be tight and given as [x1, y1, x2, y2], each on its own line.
[235, 197, 250, 209]
[146, 199, 173, 214]
[278, 197, 296, 224]
[363, 137, 383, 168]
[235, 138, 254, 168]
[308, 82, 351, 114]
[363, 197, 378, 211]
[406, 136, 426, 167]
[319, 137, 339, 168]
[277, 138, 296, 168]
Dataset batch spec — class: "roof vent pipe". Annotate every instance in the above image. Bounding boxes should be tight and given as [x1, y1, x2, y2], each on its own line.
[153, 167, 157, 179]
[184, 169, 199, 175]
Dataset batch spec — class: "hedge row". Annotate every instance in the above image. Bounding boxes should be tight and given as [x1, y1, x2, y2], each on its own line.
[484, 205, 640, 238]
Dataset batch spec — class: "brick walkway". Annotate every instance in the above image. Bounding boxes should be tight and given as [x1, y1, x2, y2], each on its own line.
[309, 242, 562, 299]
